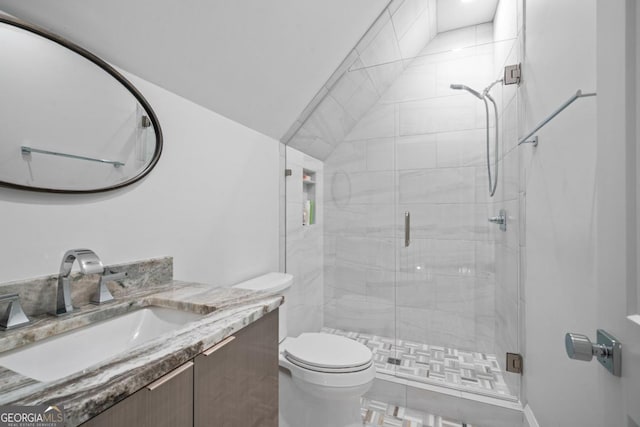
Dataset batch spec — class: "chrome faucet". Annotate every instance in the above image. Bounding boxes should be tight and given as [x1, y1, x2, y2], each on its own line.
[91, 270, 127, 305]
[0, 293, 30, 330]
[53, 249, 104, 316]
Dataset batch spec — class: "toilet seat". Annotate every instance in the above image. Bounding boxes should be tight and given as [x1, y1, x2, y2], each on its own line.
[279, 333, 376, 388]
[283, 333, 372, 372]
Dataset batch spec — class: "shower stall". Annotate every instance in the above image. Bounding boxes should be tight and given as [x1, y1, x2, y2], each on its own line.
[282, 0, 523, 409]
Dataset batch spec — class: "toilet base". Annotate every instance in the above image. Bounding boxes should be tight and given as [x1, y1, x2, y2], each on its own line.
[279, 368, 371, 427]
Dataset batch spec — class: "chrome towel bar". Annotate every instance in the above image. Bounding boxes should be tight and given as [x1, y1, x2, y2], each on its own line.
[519, 89, 596, 146]
[21, 145, 125, 167]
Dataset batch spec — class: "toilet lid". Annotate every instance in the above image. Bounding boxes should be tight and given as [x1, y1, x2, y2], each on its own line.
[283, 333, 372, 372]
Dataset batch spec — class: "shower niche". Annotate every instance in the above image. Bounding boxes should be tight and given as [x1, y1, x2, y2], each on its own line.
[302, 168, 316, 226]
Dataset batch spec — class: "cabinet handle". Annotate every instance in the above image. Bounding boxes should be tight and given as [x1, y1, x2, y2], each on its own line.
[146, 361, 194, 391]
[202, 335, 236, 356]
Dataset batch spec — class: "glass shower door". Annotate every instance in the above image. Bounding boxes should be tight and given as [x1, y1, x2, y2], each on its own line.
[321, 139, 398, 366]
[392, 34, 521, 401]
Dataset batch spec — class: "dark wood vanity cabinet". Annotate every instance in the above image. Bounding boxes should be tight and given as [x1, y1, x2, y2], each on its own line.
[81, 309, 278, 427]
[82, 362, 194, 427]
[194, 309, 278, 427]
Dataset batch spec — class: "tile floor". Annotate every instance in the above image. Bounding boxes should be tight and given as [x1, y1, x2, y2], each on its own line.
[361, 398, 472, 427]
[323, 328, 514, 398]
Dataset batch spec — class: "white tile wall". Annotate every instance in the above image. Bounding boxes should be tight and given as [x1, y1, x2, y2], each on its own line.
[391, 0, 427, 41]
[325, 24, 502, 355]
[381, 60, 438, 104]
[347, 103, 396, 140]
[365, 137, 395, 171]
[396, 134, 438, 170]
[285, 146, 324, 337]
[436, 129, 487, 168]
[398, 167, 476, 204]
[397, 10, 432, 60]
[399, 96, 478, 136]
[285, 0, 437, 160]
[421, 26, 476, 55]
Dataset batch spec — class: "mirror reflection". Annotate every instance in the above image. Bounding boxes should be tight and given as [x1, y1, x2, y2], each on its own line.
[0, 17, 161, 193]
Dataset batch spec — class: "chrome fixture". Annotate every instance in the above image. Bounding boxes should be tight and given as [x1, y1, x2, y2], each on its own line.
[53, 249, 104, 316]
[404, 211, 411, 247]
[518, 89, 597, 146]
[450, 78, 502, 197]
[449, 84, 483, 100]
[565, 330, 621, 377]
[506, 352, 523, 374]
[21, 146, 125, 168]
[0, 293, 30, 330]
[141, 115, 152, 128]
[91, 270, 127, 305]
[504, 63, 521, 85]
[489, 209, 507, 231]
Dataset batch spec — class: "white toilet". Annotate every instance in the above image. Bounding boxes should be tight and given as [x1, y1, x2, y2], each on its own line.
[233, 272, 375, 427]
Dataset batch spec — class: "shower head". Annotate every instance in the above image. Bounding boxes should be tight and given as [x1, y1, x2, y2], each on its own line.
[450, 83, 484, 100]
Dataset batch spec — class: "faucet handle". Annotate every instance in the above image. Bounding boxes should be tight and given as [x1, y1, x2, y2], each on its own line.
[0, 293, 31, 330]
[91, 270, 127, 305]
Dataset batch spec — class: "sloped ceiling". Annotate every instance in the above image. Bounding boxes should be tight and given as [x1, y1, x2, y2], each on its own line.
[0, 0, 389, 140]
[286, 0, 438, 160]
[285, 0, 500, 161]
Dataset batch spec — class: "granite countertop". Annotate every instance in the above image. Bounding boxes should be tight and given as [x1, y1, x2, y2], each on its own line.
[0, 280, 282, 426]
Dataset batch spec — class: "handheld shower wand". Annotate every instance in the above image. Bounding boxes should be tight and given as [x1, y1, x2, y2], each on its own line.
[449, 84, 484, 100]
[450, 80, 502, 197]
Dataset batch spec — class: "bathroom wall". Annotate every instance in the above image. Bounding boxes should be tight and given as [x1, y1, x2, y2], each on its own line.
[0, 70, 280, 288]
[520, 0, 599, 424]
[491, 0, 524, 397]
[324, 23, 500, 353]
[285, 146, 324, 336]
[285, 0, 439, 338]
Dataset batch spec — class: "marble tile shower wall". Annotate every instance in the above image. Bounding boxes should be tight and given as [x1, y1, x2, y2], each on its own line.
[324, 24, 501, 354]
[284, 0, 437, 160]
[285, 146, 324, 336]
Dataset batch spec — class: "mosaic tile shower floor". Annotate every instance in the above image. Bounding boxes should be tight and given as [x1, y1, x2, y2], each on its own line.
[361, 399, 471, 427]
[323, 328, 513, 398]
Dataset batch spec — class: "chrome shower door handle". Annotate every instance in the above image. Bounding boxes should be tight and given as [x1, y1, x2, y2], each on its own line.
[404, 211, 410, 247]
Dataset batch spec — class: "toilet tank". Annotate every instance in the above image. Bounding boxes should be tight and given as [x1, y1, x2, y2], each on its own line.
[232, 272, 293, 342]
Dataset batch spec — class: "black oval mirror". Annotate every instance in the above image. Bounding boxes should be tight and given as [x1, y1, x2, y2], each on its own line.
[0, 14, 162, 193]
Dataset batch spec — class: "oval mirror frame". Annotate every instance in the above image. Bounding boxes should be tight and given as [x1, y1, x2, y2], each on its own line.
[0, 13, 163, 194]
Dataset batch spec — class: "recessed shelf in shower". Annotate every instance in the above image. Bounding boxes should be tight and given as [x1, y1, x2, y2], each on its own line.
[302, 168, 316, 226]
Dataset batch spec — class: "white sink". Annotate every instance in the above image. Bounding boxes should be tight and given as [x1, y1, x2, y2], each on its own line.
[0, 306, 203, 382]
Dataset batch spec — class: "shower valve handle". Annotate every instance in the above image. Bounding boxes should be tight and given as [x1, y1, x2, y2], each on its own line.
[488, 216, 505, 224]
[488, 209, 507, 231]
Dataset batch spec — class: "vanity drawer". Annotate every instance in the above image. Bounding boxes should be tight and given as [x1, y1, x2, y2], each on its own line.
[80, 309, 278, 427]
[194, 309, 278, 427]
[82, 361, 194, 427]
